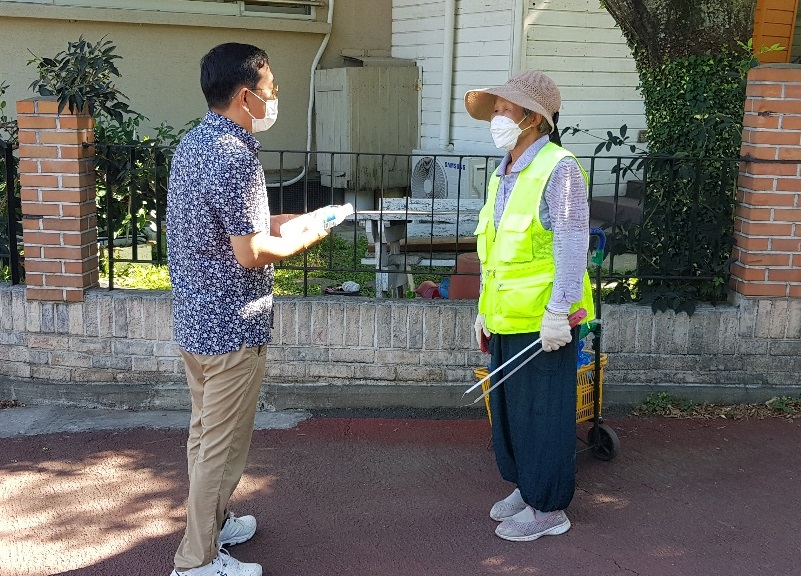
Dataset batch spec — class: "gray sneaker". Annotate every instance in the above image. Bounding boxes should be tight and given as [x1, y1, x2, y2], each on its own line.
[219, 512, 257, 546]
[489, 488, 527, 521]
[495, 507, 571, 542]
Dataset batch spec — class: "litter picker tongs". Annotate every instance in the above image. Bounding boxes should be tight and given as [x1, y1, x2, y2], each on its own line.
[462, 308, 587, 405]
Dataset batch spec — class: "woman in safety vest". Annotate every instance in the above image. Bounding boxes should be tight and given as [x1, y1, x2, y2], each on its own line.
[465, 70, 595, 542]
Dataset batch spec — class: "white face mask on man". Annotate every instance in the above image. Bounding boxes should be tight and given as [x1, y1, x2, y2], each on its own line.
[490, 114, 530, 151]
[245, 90, 278, 133]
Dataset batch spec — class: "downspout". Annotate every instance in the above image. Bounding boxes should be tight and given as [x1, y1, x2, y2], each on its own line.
[438, 0, 456, 150]
[510, 0, 525, 73]
[267, 0, 334, 187]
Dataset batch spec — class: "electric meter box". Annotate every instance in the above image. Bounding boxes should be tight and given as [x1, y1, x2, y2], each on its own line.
[314, 64, 420, 195]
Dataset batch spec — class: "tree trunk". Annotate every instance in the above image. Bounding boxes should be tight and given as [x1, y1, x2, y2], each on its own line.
[603, 0, 758, 65]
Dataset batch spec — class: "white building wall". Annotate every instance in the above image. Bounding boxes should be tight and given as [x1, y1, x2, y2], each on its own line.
[392, 0, 513, 153]
[392, 0, 647, 192]
[524, 0, 645, 155]
[524, 0, 646, 193]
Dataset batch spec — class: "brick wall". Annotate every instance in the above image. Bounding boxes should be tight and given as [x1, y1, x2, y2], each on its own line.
[733, 64, 801, 297]
[16, 98, 98, 302]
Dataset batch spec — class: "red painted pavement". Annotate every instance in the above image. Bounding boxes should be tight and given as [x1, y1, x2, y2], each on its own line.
[2, 416, 800, 576]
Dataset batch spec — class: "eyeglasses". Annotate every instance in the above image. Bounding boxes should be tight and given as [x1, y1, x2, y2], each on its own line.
[232, 84, 279, 102]
[251, 84, 279, 101]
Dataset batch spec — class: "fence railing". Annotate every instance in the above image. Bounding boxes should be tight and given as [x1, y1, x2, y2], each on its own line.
[92, 145, 770, 301]
[585, 155, 742, 277]
[0, 139, 21, 285]
[95, 143, 173, 290]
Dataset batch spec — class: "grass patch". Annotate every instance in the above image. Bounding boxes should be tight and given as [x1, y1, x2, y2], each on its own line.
[102, 260, 172, 290]
[274, 234, 376, 296]
[99, 234, 454, 296]
[633, 391, 801, 421]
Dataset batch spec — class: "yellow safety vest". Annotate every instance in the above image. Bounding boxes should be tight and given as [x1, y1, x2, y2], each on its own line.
[474, 142, 595, 334]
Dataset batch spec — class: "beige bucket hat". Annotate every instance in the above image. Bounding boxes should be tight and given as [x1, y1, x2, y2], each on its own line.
[464, 69, 561, 133]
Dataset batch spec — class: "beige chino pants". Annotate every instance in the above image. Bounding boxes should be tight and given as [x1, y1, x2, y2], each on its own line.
[174, 344, 267, 571]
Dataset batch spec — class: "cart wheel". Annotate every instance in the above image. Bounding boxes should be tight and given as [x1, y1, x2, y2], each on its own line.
[587, 423, 620, 461]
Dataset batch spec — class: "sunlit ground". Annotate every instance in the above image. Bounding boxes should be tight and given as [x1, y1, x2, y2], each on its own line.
[0, 445, 274, 575]
[2, 418, 799, 576]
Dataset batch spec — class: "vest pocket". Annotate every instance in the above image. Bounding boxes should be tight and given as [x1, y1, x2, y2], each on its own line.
[495, 275, 551, 319]
[474, 215, 490, 262]
[497, 213, 534, 263]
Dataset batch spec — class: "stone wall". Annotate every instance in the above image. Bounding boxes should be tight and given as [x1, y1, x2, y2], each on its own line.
[1, 285, 799, 411]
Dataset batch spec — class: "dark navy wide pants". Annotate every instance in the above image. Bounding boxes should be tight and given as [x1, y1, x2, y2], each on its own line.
[489, 328, 579, 512]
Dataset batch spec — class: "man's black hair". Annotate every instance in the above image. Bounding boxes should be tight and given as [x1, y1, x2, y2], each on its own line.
[200, 43, 269, 109]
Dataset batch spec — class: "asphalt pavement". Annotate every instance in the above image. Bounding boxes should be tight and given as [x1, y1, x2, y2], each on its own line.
[1, 405, 799, 576]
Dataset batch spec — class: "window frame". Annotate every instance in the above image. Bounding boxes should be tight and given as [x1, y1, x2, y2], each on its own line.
[0, 0, 330, 32]
[0, 0, 320, 22]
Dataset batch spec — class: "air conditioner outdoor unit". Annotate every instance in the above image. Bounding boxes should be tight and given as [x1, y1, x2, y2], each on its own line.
[410, 150, 501, 200]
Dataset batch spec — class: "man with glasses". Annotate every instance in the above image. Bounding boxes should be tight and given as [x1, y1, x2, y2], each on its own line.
[167, 43, 327, 576]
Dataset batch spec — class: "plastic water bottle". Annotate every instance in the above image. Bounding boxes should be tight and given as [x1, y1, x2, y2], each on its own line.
[315, 203, 354, 230]
[280, 203, 354, 237]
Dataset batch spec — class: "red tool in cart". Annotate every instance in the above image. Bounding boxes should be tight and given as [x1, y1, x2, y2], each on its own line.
[464, 228, 620, 461]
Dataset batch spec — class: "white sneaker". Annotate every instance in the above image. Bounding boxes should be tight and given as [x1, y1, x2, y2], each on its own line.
[489, 488, 527, 521]
[171, 547, 262, 576]
[219, 512, 257, 546]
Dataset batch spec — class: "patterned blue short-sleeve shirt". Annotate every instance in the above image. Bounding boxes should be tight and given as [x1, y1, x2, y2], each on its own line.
[167, 111, 274, 355]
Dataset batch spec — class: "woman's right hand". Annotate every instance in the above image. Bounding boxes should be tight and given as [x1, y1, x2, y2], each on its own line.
[474, 313, 490, 348]
[540, 309, 572, 352]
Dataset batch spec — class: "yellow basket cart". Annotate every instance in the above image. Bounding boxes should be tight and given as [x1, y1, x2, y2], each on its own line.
[473, 352, 607, 425]
[472, 350, 619, 460]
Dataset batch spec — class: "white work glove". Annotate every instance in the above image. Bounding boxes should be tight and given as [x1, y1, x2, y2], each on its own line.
[540, 308, 572, 352]
[474, 313, 490, 348]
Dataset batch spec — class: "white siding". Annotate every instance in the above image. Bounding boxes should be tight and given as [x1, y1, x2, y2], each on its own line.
[524, 0, 645, 160]
[392, 0, 647, 196]
[524, 0, 646, 195]
[392, 0, 513, 152]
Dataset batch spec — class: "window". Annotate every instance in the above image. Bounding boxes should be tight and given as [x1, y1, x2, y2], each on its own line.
[195, 0, 320, 18]
[0, 0, 324, 21]
[240, 1, 314, 17]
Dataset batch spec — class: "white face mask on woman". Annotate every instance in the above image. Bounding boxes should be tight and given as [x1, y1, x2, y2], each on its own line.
[245, 90, 278, 133]
[490, 114, 529, 151]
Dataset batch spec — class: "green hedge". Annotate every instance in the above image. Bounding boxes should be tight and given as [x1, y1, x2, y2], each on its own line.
[611, 47, 755, 311]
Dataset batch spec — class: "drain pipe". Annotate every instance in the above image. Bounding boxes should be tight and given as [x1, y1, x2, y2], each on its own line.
[266, 0, 334, 187]
[510, 0, 525, 74]
[438, 0, 456, 150]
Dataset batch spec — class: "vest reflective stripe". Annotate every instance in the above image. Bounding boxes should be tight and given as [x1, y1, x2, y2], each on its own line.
[474, 142, 595, 334]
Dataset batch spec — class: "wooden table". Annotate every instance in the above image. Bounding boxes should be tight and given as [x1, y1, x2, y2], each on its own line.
[348, 199, 482, 296]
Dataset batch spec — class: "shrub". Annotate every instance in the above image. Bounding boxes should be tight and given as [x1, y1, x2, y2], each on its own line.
[566, 42, 770, 312]
[28, 35, 132, 122]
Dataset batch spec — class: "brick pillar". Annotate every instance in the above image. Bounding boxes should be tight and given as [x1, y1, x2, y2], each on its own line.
[732, 64, 801, 298]
[16, 97, 98, 302]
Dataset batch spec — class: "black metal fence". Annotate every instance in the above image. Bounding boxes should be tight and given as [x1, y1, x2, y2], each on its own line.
[92, 145, 755, 300]
[95, 143, 172, 290]
[0, 139, 21, 285]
